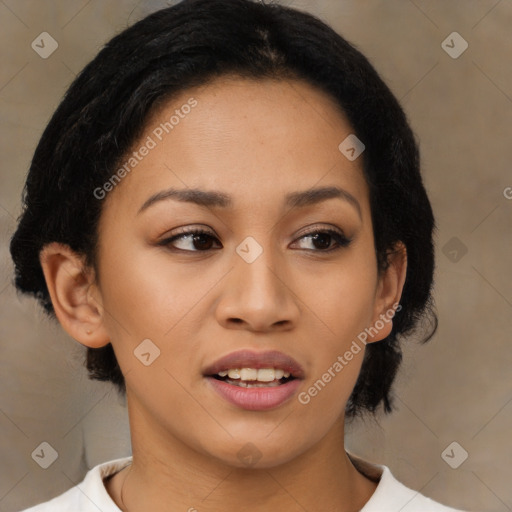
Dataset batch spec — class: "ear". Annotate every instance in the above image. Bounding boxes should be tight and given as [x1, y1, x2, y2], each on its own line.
[39, 242, 110, 348]
[366, 242, 408, 344]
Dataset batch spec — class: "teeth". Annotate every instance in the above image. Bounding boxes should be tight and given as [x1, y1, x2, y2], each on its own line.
[230, 380, 281, 388]
[240, 368, 258, 381]
[218, 368, 292, 382]
[256, 369, 275, 382]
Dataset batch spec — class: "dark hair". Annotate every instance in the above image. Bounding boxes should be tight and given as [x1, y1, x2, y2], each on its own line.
[9, 0, 437, 418]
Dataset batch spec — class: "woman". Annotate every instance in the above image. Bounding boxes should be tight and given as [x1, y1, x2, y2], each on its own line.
[11, 0, 465, 510]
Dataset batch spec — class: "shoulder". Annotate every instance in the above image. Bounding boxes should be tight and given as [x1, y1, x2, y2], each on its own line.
[361, 465, 467, 512]
[18, 456, 133, 512]
[348, 453, 467, 512]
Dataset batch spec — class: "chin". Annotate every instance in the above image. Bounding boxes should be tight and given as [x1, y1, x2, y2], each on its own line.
[198, 428, 318, 470]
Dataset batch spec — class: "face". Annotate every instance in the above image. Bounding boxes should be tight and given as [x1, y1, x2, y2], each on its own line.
[91, 76, 398, 468]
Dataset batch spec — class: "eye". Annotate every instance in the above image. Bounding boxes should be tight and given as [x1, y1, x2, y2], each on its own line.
[158, 228, 222, 252]
[292, 227, 352, 252]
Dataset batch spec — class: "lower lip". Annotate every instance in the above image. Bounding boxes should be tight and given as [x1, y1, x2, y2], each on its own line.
[206, 377, 301, 411]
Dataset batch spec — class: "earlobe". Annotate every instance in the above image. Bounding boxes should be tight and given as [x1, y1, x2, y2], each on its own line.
[366, 242, 408, 344]
[39, 242, 110, 348]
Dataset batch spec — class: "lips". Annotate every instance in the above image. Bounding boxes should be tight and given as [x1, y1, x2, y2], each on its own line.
[203, 349, 305, 411]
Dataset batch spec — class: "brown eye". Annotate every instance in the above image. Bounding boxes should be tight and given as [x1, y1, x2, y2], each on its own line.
[159, 229, 222, 252]
[293, 229, 351, 252]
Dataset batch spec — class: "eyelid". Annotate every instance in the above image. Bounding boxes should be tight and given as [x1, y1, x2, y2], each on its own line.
[159, 224, 217, 239]
[157, 225, 220, 247]
[159, 223, 346, 242]
[294, 223, 346, 238]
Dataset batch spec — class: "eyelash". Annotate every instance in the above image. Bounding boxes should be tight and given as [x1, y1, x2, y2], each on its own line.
[158, 226, 352, 253]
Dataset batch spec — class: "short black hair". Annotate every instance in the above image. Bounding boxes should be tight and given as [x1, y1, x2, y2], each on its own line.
[9, 0, 437, 418]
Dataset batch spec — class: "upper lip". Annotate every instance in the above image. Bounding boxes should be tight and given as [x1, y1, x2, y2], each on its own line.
[203, 349, 305, 379]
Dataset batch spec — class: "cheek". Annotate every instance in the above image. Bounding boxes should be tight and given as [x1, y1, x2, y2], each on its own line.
[313, 252, 378, 341]
[295, 291, 371, 428]
[300, 249, 378, 397]
[95, 241, 229, 397]
[98, 243, 205, 334]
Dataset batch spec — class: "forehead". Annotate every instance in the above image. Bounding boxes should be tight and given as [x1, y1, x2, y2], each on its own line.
[101, 76, 369, 217]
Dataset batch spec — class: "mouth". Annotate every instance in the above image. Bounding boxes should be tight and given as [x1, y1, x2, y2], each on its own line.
[203, 350, 305, 411]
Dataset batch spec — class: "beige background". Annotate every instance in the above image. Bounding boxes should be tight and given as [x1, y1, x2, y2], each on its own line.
[1, 1, 511, 511]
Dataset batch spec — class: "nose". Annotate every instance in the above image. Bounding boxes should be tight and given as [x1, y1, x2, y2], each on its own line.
[215, 245, 300, 333]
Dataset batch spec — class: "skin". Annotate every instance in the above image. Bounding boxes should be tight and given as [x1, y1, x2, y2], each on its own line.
[40, 76, 407, 512]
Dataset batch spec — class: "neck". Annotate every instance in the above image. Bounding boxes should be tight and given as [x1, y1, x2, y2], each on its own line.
[108, 394, 378, 512]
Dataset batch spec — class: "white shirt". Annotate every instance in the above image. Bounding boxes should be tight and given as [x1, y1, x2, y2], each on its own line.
[19, 455, 465, 512]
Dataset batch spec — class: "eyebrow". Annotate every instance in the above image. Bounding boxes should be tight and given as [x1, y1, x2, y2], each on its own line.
[137, 185, 362, 219]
